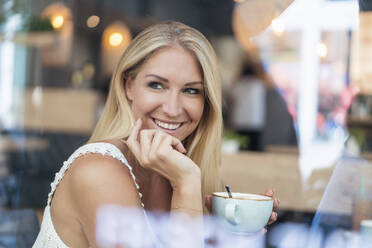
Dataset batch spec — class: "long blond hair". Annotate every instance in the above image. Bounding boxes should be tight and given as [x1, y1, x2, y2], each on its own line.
[89, 21, 223, 202]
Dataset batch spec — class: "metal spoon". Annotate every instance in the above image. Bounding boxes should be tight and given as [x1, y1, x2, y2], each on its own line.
[225, 185, 233, 198]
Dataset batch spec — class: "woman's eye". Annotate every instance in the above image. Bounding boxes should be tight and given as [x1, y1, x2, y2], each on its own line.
[184, 88, 201, 95]
[148, 82, 163, 89]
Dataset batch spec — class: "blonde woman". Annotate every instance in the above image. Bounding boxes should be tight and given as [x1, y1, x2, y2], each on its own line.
[33, 21, 279, 247]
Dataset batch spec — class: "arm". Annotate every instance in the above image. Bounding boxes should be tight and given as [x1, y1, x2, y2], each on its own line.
[124, 119, 204, 247]
[126, 119, 204, 218]
[68, 154, 144, 247]
[170, 169, 203, 217]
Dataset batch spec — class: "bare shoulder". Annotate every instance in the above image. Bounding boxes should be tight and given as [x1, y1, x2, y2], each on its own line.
[70, 153, 128, 182]
[66, 152, 141, 207]
[55, 149, 142, 247]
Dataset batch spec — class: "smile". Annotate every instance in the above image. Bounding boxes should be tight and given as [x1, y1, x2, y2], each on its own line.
[153, 118, 183, 130]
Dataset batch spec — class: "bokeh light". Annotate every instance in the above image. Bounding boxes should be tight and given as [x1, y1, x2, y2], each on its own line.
[51, 15, 64, 29]
[271, 18, 285, 36]
[87, 15, 100, 28]
[109, 32, 123, 47]
[317, 42, 328, 58]
[101, 22, 132, 75]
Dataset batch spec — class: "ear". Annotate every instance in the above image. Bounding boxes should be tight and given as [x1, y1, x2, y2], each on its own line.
[125, 77, 134, 102]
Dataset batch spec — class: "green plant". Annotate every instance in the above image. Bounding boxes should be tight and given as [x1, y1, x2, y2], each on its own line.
[222, 129, 249, 150]
[349, 128, 367, 151]
[22, 15, 53, 32]
[0, 0, 53, 32]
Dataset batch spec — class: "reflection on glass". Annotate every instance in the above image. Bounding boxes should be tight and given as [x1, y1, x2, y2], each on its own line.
[0, 0, 370, 247]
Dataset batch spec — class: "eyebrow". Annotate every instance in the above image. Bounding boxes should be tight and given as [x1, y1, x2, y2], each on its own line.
[145, 74, 203, 86]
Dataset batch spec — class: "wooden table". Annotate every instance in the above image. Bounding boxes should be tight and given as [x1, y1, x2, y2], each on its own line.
[221, 151, 335, 213]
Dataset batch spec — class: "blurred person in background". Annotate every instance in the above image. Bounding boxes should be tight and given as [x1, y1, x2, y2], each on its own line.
[228, 55, 297, 151]
[33, 21, 279, 247]
[229, 56, 268, 151]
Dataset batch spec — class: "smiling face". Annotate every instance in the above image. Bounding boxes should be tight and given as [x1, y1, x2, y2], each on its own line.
[125, 45, 205, 141]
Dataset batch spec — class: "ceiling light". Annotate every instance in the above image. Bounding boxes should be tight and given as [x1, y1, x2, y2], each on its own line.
[109, 32, 123, 47]
[51, 15, 64, 29]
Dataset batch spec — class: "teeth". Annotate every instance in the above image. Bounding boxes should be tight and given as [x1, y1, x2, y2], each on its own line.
[155, 119, 182, 130]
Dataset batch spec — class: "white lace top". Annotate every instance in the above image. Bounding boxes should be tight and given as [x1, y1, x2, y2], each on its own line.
[32, 142, 145, 248]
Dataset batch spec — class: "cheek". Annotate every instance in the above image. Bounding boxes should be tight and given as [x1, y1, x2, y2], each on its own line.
[131, 92, 161, 118]
[188, 99, 205, 124]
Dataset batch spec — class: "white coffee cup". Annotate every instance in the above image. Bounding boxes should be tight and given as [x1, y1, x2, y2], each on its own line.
[360, 219, 372, 245]
[212, 192, 273, 234]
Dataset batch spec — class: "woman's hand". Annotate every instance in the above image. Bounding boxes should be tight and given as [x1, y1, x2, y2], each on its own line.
[125, 118, 201, 188]
[204, 188, 280, 225]
[263, 189, 279, 225]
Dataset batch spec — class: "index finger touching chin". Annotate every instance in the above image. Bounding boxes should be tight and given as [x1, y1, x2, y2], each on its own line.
[127, 118, 142, 142]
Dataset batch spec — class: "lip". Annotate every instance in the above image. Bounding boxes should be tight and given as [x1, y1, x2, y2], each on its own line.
[152, 117, 185, 125]
[152, 118, 185, 132]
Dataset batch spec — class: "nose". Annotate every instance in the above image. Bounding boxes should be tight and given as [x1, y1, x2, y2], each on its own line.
[162, 91, 182, 117]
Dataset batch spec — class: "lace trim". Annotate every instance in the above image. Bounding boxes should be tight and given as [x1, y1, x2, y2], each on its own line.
[47, 142, 144, 207]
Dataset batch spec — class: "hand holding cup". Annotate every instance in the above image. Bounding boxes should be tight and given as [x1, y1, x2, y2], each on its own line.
[205, 188, 279, 234]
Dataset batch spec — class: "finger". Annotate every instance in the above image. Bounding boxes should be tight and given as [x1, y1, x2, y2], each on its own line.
[126, 118, 142, 157]
[140, 129, 156, 165]
[273, 198, 280, 210]
[150, 131, 166, 157]
[127, 118, 142, 143]
[167, 135, 186, 153]
[168, 135, 186, 154]
[263, 188, 274, 197]
[155, 132, 186, 154]
[204, 195, 212, 213]
[267, 212, 278, 225]
[150, 131, 171, 163]
[157, 135, 173, 156]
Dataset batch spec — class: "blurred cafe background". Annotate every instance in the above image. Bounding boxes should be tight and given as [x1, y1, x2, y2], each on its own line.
[1, 0, 372, 247]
